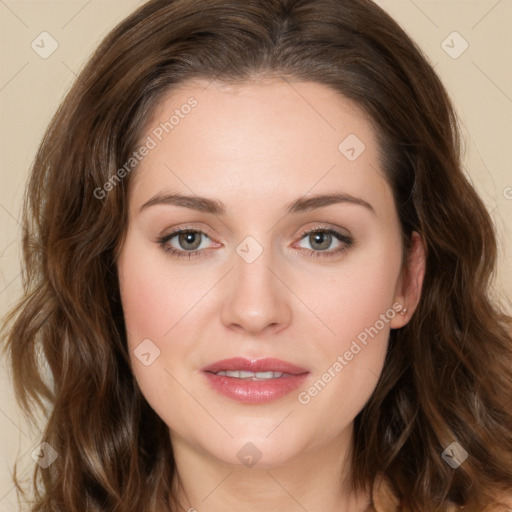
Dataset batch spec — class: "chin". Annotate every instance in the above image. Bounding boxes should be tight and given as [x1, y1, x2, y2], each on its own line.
[200, 431, 311, 470]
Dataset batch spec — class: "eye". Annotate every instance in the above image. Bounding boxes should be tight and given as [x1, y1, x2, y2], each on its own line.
[294, 227, 354, 258]
[157, 225, 354, 261]
[158, 229, 214, 260]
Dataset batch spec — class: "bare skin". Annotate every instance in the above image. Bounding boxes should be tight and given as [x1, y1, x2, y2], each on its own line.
[116, 77, 426, 512]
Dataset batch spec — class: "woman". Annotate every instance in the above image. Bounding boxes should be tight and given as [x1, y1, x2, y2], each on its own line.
[2, 0, 511, 510]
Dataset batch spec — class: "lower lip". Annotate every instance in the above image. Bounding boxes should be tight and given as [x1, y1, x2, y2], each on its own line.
[203, 372, 309, 404]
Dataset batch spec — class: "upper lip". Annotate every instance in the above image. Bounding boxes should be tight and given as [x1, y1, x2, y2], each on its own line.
[202, 357, 309, 375]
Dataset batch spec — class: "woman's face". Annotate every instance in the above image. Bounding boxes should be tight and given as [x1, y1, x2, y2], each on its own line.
[116, 78, 424, 468]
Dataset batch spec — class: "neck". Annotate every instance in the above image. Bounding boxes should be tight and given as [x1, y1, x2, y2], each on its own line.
[168, 425, 371, 512]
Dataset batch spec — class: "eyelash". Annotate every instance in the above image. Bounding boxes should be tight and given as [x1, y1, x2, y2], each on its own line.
[157, 226, 354, 261]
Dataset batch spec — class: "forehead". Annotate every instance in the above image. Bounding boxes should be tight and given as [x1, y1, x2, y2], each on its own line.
[128, 78, 392, 215]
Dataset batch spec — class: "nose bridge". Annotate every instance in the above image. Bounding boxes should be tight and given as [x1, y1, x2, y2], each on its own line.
[235, 235, 275, 290]
[220, 233, 291, 334]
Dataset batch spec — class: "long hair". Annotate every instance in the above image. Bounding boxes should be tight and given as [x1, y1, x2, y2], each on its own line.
[2, 0, 511, 510]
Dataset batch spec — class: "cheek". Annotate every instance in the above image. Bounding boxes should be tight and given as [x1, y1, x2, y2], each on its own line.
[305, 238, 401, 346]
[117, 239, 195, 343]
[119, 271, 172, 339]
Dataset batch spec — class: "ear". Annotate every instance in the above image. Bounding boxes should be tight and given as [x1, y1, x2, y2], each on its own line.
[390, 231, 426, 329]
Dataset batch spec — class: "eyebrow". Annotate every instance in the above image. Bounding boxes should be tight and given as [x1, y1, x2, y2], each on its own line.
[139, 192, 376, 215]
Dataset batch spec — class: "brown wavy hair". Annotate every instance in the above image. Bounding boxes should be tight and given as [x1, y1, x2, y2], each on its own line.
[2, 0, 512, 510]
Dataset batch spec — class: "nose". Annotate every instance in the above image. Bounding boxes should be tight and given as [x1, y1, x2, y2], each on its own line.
[220, 242, 292, 336]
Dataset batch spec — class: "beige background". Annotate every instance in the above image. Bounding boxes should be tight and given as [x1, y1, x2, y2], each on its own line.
[1, 0, 511, 508]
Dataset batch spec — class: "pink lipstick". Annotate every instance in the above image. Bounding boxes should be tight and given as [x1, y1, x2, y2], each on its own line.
[202, 357, 309, 404]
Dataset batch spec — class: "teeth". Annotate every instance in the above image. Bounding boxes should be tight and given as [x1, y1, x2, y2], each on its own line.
[214, 370, 285, 380]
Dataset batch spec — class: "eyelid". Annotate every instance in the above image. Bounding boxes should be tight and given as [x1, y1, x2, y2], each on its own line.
[296, 223, 351, 239]
[157, 223, 218, 239]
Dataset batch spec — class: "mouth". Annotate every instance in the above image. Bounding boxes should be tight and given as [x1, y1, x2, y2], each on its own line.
[201, 357, 310, 404]
[209, 370, 296, 380]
